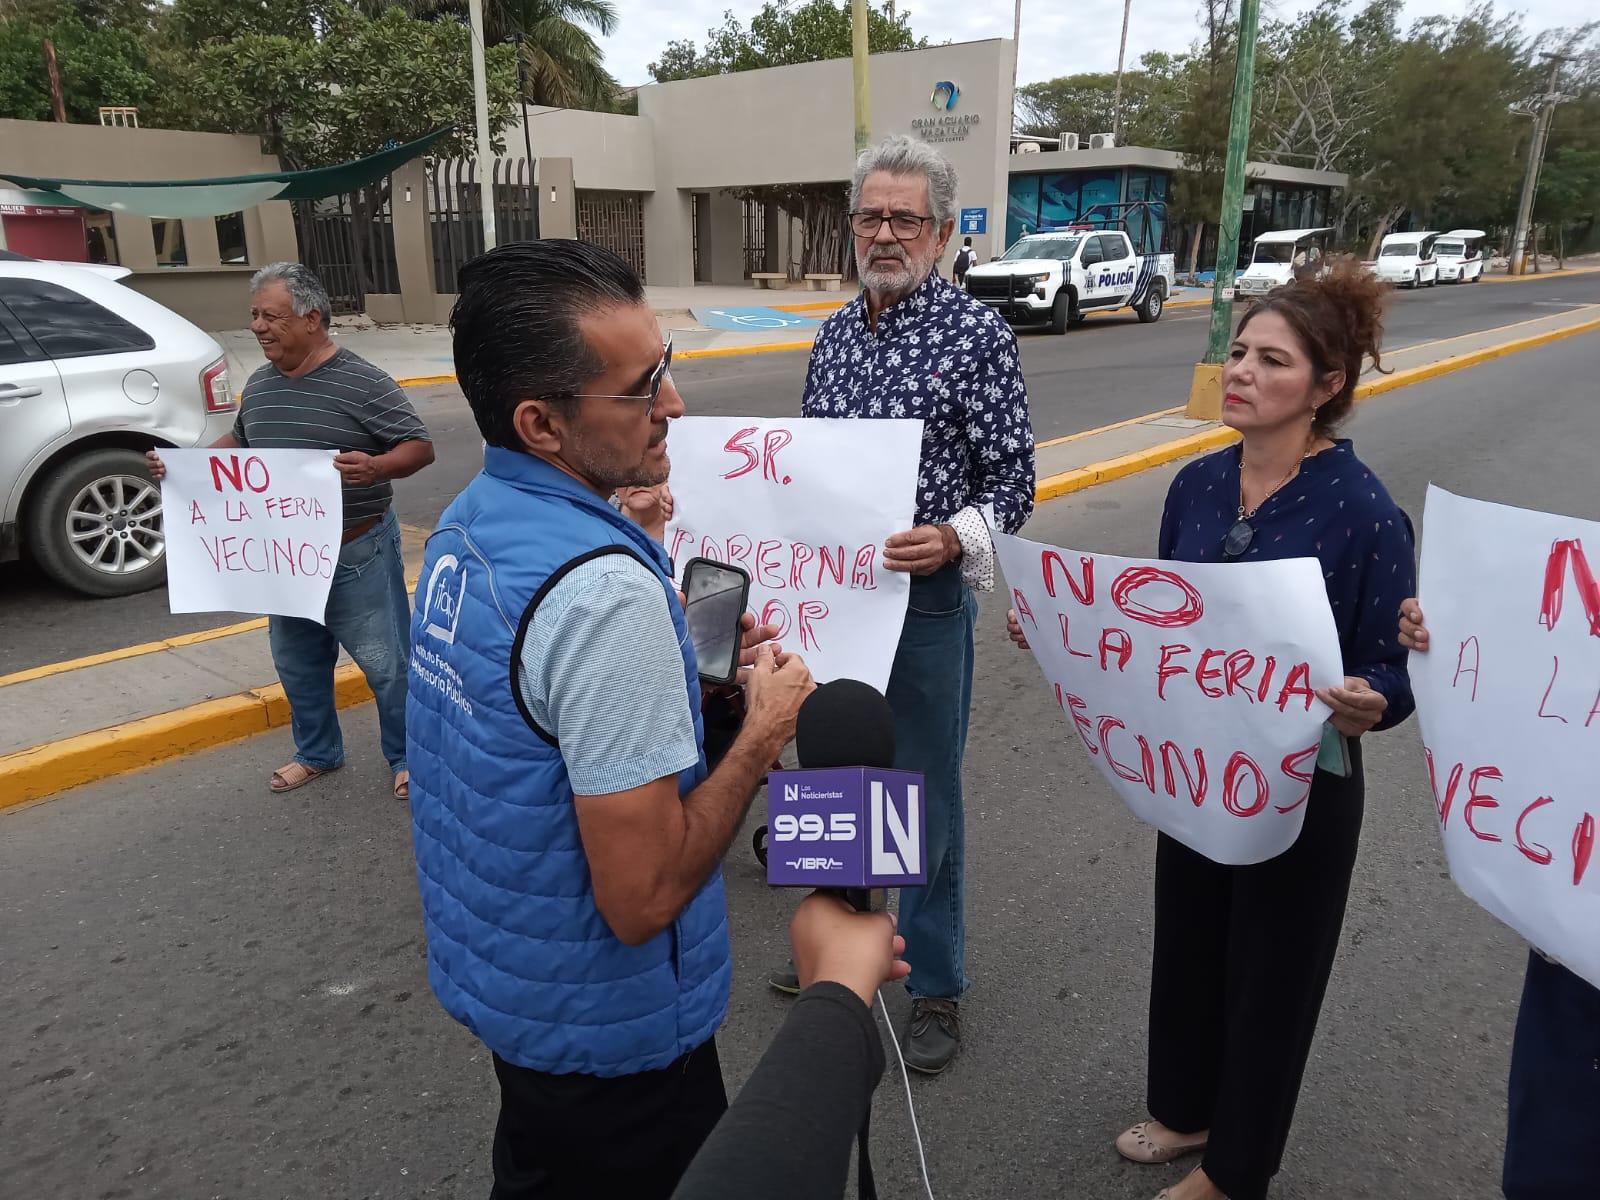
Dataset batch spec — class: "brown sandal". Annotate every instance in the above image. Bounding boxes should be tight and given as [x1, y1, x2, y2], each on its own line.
[1116, 1120, 1209, 1164]
[269, 761, 334, 793]
[393, 769, 410, 801]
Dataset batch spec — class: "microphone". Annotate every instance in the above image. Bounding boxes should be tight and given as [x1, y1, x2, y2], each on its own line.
[768, 680, 927, 909]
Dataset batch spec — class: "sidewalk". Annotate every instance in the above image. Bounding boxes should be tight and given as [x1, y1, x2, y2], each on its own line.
[218, 283, 853, 386]
[218, 281, 1217, 386]
[3, 303, 1596, 809]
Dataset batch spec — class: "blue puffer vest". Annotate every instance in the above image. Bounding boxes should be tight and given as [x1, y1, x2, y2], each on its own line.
[406, 447, 730, 1077]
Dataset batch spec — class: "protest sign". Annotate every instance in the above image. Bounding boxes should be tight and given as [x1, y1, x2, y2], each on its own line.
[1413, 485, 1600, 990]
[996, 531, 1342, 865]
[666, 416, 922, 691]
[161, 448, 343, 621]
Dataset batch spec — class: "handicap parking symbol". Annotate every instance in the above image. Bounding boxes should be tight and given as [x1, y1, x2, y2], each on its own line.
[691, 306, 823, 332]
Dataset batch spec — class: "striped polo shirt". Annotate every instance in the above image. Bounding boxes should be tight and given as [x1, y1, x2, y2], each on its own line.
[234, 347, 430, 530]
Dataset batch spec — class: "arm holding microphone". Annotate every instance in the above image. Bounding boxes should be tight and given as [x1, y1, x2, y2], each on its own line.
[575, 641, 814, 946]
[672, 893, 910, 1200]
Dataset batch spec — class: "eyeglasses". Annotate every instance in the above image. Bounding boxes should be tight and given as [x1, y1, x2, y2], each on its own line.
[849, 210, 936, 241]
[559, 338, 673, 417]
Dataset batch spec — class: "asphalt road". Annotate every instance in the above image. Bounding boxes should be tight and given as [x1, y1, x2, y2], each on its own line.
[2, 273, 1596, 677]
[5, 331, 1597, 1199]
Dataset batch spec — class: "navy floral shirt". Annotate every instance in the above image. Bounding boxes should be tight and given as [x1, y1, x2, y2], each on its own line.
[1158, 439, 1416, 730]
[801, 272, 1036, 534]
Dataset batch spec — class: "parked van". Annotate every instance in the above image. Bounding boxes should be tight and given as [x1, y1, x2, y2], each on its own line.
[1373, 231, 1440, 289]
[1435, 229, 1487, 283]
[1235, 227, 1334, 299]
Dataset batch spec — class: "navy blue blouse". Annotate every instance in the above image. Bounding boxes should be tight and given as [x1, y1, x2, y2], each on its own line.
[1158, 439, 1416, 730]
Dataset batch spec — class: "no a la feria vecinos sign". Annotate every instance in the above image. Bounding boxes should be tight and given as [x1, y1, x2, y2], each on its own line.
[911, 114, 981, 143]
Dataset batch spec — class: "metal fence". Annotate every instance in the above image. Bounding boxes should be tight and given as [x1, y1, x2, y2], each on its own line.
[292, 191, 400, 314]
[428, 158, 538, 295]
[742, 199, 768, 277]
[576, 190, 647, 283]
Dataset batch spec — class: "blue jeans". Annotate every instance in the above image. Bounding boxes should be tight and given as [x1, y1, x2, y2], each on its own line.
[1503, 949, 1600, 1198]
[267, 510, 410, 776]
[888, 564, 977, 1001]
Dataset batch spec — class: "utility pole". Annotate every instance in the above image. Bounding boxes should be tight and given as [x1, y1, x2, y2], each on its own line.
[851, 0, 871, 154]
[468, 0, 496, 252]
[42, 39, 66, 123]
[1186, 0, 1261, 417]
[1112, 0, 1132, 144]
[1508, 53, 1568, 277]
[1010, 0, 1022, 137]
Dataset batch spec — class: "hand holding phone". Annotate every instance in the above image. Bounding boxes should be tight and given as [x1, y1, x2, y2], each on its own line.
[682, 558, 751, 686]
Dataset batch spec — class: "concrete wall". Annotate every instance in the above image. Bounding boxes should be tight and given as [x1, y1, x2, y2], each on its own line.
[508, 109, 655, 192]
[640, 39, 1015, 285]
[0, 119, 299, 329]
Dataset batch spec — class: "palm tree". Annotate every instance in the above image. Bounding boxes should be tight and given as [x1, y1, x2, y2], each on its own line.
[369, 0, 621, 110]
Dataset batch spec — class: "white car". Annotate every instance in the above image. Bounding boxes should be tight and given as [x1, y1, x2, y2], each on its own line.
[1373, 231, 1441, 289]
[1435, 229, 1487, 283]
[965, 229, 1174, 333]
[0, 258, 236, 596]
[1235, 227, 1334, 299]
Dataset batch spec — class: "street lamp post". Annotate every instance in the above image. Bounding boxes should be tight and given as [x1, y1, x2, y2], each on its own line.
[851, 0, 871, 155]
[1186, 0, 1262, 418]
[468, 0, 496, 252]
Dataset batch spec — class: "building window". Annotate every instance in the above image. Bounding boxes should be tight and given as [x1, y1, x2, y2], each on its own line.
[85, 210, 119, 265]
[1006, 174, 1041, 248]
[152, 218, 187, 267]
[215, 212, 248, 264]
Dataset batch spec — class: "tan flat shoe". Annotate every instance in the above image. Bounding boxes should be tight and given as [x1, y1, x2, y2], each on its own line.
[268, 761, 336, 794]
[1115, 1120, 1209, 1164]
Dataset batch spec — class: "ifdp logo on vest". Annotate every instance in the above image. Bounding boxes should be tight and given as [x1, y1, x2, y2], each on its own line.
[421, 553, 467, 644]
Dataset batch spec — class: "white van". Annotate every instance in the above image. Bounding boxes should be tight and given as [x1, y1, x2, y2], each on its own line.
[1435, 229, 1487, 283]
[1235, 227, 1334, 299]
[1373, 231, 1440, 289]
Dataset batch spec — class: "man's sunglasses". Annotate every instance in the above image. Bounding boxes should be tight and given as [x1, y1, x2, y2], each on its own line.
[559, 338, 673, 417]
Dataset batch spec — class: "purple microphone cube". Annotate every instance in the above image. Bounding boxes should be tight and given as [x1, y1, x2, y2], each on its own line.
[765, 767, 928, 889]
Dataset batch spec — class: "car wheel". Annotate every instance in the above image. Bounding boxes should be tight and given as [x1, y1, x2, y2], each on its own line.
[1427, 271, 1437, 288]
[26, 447, 168, 598]
[1411, 271, 1420, 289]
[1137, 286, 1164, 323]
[1050, 291, 1071, 334]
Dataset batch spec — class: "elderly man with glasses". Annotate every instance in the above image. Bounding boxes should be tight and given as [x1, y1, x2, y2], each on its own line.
[406, 240, 815, 1200]
[768, 136, 1037, 1074]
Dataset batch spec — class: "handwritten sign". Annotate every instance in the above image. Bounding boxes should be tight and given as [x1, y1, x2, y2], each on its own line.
[666, 416, 922, 690]
[161, 448, 342, 621]
[1413, 486, 1600, 989]
[996, 531, 1343, 865]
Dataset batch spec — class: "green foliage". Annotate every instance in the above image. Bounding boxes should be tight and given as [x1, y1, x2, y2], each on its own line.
[1016, 53, 1184, 148]
[166, 5, 517, 168]
[0, 4, 155, 121]
[649, 0, 923, 82]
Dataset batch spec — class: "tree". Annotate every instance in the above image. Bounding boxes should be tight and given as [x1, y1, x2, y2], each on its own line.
[169, 4, 517, 298]
[1166, 0, 1236, 275]
[0, 5, 156, 122]
[649, 0, 922, 82]
[372, 0, 622, 110]
[1015, 53, 1184, 148]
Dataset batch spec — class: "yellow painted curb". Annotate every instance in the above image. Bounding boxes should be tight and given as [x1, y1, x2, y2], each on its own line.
[390, 372, 459, 389]
[1482, 265, 1600, 284]
[1033, 313, 1600, 504]
[772, 300, 848, 313]
[677, 340, 815, 361]
[0, 664, 374, 811]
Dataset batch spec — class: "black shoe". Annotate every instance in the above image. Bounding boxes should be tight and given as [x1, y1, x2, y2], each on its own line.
[768, 962, 801, 995]
[903, 998, 960, 1074]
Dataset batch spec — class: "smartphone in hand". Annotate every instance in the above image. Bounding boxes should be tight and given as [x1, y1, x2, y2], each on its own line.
[682, 557, 751, 686]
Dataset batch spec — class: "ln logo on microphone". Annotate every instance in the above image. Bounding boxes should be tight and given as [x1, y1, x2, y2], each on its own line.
[766, 768, 927, 889]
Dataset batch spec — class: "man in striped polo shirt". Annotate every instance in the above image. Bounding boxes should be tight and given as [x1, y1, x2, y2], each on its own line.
[149, 262, 434, 799]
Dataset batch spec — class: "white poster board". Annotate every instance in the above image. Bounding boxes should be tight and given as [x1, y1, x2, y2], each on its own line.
[1413, 485, 1600, 989]
[161, 448, 343, 621]
[997, 530, 1343, 865]
[666, 416, 922, 691]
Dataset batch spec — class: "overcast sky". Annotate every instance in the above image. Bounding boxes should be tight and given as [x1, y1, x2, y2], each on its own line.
[600, 0, 1590, 89]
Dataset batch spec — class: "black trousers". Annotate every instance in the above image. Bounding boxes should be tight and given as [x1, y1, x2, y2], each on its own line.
[489, 1038, 728, 1200]
[1503, 950, 1600, 1199]
[1146, 745, 1364, 1200]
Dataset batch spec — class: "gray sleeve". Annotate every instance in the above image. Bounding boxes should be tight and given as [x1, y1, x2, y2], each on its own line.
[516, 556, 701, 796]
[353, 368, 430, 449]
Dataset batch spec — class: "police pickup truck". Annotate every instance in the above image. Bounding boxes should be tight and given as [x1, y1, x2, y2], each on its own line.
[964, 228, 1175, 333]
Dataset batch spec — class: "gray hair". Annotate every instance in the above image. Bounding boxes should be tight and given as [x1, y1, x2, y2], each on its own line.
[848, 135, 959, 226]
[250, 261, 333, 328]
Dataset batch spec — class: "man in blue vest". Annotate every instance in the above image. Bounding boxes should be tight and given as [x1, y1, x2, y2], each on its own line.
[407, 240, 814, 1200]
